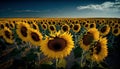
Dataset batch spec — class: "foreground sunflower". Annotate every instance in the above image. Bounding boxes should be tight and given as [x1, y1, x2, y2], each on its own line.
[2, 27, 14, 44]
[41, 31, 74, 59]
[16, 22, 30, 42]
[80, 28, 100, 51]
[72, 24, 81, 33]
[90, 37, 108, 62]
[28, 28, 43, 46]
[99, 24, 110, 36]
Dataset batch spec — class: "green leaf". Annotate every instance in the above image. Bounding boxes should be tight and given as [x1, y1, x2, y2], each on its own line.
[73, 46, 82, 58]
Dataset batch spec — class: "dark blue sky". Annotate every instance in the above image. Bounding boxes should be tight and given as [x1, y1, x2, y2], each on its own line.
[0, 0, 119, 18]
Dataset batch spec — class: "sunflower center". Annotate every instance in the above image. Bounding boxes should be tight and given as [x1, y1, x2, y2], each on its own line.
[70, 24, 73, 28]
[20, 26, 27, 37]
[82, 32, 94, 46]
[0, 24, 4, 29]
[85, 24, 88, 27]
[115, 24, 118, 28]
[90, 24, 94, 28]
[74, 25, 79, 30]
[5, 23, 9, 28]
[43, 24, 46, 29]
[48, 37, 67, 52]
[48, 22, 51, 24]
[10, 24, 13, 28]
[50, 26, 55, 31]
[31, 32, 40, 41]
[94, 42, 101, 54]
[63, 25, 68, 31]
[113, 29, 118, 34]
[53, 22, 55, 24]
[101, 26, 107, 33]
[5, 30, 10, 39]
[33, 24, 37, 29]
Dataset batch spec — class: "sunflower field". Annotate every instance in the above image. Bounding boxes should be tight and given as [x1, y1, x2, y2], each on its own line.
[0, 18, 120, 69]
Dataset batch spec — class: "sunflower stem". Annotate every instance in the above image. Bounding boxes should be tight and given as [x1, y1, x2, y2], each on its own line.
[14, 41, 19, 49]
[80, 50, 85, 68]
[37, 52, 41, 69]
[90, 60, 93, 69]
[56, 59, 58, 69]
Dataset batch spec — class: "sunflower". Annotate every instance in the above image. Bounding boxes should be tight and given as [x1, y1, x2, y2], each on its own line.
[84, 23, 90, 30]
[9, 22, 15, 29]
[79, 28, 100, 51]
[52, 21, 56, 25]
[0, 29, 3, 37]
[72, 23, 81, 33]
[69, 24, 74, 29]
[2, 27, 14, 44]
[99, 24, 110, 36]
[0, 23, 5, 29]
[16, 22, 30, 42]
[5, 22, 10, 28]
[90, 37, 108, 62]
[61, 24, 70, 32]
[89, 23, 96, 28]
[41, 23, 47, 30]
[41, 31, 74, 59]
[28, 28, 43, 46]
[112, 27, 120, 36]
[113, 23, 119, 28]
[48, 25, 56, 33]
[30, 22, 39, 31]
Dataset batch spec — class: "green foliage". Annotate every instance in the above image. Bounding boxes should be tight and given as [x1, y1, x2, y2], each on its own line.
[73, 46, 82, 58]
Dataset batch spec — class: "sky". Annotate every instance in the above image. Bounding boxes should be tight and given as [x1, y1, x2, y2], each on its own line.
[0, 0, 120, 18]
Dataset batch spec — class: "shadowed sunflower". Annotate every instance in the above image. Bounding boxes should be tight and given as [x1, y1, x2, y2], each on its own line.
[80, 28, 100, 51]
[99, 25, 110, 36]
[72, 23, 81, 33]
[41, 31, 74, 59]
[16, 22, 30, 42]
[61, 24, 70, 32]
[48, 25, 56, 33]
[2, 27, 14, 44]
[112, 27, 120, 36]
[41, 24, 47, 30]
[90, 37, 108, 62]
[28, 28, 43, 46]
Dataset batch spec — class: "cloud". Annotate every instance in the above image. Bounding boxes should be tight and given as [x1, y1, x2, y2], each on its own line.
[77, 1, 120, 11]
[14, 10, 41, 12]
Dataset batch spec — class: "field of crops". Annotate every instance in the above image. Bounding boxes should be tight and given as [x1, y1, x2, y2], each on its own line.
[0, 18, 120, 69]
